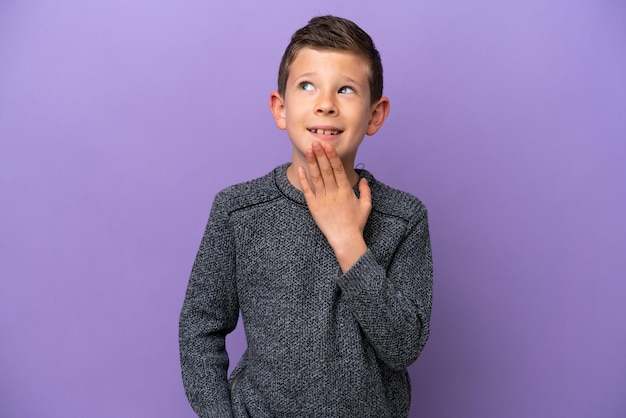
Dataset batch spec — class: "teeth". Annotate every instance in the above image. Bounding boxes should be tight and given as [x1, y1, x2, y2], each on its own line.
[310, 129, 339, 135]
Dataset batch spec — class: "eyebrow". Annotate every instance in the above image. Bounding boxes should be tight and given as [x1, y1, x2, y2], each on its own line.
[293, 72, 365, 86]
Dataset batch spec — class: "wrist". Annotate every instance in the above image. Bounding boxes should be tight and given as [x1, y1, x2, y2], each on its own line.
[330, 234, 367, 273]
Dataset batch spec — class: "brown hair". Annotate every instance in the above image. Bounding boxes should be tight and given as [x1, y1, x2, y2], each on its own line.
[277, 15, 383, 104]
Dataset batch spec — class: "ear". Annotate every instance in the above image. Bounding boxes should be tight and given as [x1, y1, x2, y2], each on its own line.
[366, 96, 390, 136]
[270, 91, 287, 130]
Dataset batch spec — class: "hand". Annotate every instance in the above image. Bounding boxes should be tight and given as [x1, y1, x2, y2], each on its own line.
[297, 141, 371, 272]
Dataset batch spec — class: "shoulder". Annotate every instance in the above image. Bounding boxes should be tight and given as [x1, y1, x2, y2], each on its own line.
[363, 170, 428, 223]
[212, 165, 285, 215]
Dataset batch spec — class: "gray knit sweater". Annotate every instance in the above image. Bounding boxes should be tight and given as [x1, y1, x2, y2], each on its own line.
[179, 163, 433, 417]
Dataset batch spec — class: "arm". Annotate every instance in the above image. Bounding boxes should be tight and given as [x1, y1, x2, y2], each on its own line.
[336, 210, 433, 371]
[296, 141, 371, 272]
[179, 193, 238, 418]
[298, 142, 433, 370]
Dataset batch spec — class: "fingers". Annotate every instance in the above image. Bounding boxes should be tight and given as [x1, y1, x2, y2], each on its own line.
[307, 142, 351, 191]
[297, 166, 315, 201]
[305, 144, 325, 192]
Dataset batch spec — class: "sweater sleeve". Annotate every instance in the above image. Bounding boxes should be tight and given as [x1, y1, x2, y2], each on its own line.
[335, 204, 433, 371]
[179, 192, 238, 418]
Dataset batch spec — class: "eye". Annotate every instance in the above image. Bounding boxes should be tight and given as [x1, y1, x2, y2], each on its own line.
[338, 86, 355, 94]
[299, 82, 314, 91]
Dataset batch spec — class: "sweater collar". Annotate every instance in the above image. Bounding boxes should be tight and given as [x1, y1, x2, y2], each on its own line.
[273, 162, 374, 206]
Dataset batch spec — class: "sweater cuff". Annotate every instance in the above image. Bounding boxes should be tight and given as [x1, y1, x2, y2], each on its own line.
[336, 249, 384, 293]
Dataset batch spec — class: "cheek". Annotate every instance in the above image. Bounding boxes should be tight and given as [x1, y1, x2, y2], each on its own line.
[359, 108, 374, 127]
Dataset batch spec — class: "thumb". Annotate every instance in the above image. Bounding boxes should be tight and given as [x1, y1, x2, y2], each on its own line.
[358, 178, 372, 206]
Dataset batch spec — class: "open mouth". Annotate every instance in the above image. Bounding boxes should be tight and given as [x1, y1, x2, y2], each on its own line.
[308, 128, 343, 135]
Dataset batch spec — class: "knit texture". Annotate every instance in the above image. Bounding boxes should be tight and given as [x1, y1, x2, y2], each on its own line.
[179, 163, 433, 417]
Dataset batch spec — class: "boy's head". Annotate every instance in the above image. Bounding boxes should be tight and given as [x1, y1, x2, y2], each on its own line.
[277, 15, 383, 104]
[270, 15, 391, 178]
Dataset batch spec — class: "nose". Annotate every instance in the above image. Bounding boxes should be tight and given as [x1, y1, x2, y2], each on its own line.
[315, 93, 337, 115]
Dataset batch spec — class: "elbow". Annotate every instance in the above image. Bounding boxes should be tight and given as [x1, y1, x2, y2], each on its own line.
[379, 323, 430, 371]
[381, 344, 424, 371]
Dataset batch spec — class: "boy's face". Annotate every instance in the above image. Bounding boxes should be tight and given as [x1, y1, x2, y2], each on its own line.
[270, 48, 389, 169]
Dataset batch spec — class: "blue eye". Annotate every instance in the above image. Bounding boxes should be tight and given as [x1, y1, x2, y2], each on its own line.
[338, 86, 355, 94]
[299, 82, 314, 91]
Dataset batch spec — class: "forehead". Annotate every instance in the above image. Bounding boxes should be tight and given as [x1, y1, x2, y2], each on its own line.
[288, 47, 370, 81]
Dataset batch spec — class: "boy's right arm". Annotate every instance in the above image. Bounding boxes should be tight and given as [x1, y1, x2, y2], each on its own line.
[179, 193, 238, 418]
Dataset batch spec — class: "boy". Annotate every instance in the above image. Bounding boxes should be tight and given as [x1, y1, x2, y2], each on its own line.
[179, 15, 433, 418]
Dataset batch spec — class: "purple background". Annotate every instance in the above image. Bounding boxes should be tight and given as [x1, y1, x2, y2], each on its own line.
[1, 1, 625, 417]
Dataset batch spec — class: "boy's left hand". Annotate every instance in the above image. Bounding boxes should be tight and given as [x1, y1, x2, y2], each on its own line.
[297, 141, 371, 272]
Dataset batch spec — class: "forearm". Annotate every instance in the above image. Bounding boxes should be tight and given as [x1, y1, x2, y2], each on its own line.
[179, 339, 234, 418]
[179, 288, 237, 417]
[336, 214, 433, 370]
[336, 250, 430, 370]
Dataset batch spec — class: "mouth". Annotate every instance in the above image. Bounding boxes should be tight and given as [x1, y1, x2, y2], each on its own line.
[307, 128, 343, 136]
